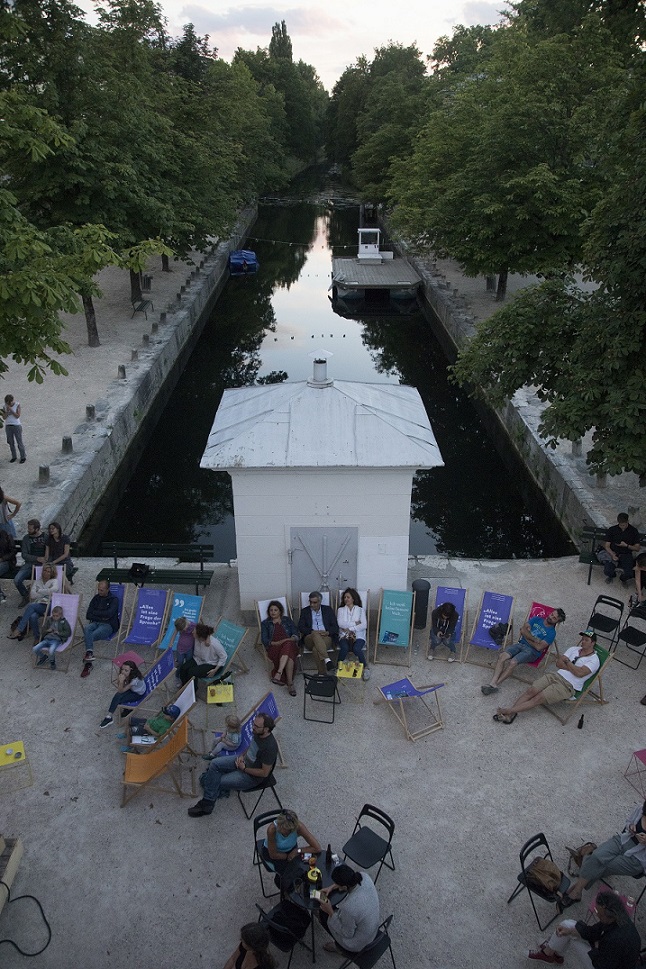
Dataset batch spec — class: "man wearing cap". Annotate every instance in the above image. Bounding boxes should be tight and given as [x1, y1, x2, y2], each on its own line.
[298, 591, 339, 674]
[482, 608, 566, 695]
[492, 629, 600, 724]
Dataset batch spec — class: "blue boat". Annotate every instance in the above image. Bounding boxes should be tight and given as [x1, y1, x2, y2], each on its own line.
[229, 249, 259, 276]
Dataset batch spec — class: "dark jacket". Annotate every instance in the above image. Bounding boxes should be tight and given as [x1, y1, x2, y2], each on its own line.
[20, 531, 46, 565]
[86, 591, 119, 632]
[575, 918, 641, 969]
[261, 615, 299, 650]
[298, 604, 339, 645]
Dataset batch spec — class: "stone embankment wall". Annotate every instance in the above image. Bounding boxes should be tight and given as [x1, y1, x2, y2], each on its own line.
[43, 206, 257, 541]
[403, 251, 609, 543]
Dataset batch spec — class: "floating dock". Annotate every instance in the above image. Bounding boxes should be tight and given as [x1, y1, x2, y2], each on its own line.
[331, 227, 421, 300]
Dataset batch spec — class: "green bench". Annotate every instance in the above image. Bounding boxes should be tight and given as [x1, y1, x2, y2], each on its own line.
[97, 541, 215, 596]
[130, 296, 154, 319]
[579, 526, 646, 585]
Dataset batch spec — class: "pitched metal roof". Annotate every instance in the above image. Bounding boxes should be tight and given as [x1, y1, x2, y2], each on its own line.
[200, 379, 444, 471]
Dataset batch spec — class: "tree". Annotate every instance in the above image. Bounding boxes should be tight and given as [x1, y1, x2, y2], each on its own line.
[269, 20, 292, 60]
[326, 58, 370, 165]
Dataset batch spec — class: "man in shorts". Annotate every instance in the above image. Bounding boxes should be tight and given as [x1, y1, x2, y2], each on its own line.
[481, 608, 565, 695]
[492, 629, 600, 724]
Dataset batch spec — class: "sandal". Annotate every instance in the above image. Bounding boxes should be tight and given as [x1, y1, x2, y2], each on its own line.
[288, 685, 297, 696]
[271, 675, 284, 686]
[493, 712, 517, 724]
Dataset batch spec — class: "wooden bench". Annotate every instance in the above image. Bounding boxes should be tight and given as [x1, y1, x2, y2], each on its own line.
[97, 541, 215, 595]
[131, 296, 154, 319]
[579, 526, 646, 585]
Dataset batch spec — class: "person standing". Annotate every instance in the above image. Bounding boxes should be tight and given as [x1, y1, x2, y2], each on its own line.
[14, 519, 47, 605]
[2, 395, 26, 463]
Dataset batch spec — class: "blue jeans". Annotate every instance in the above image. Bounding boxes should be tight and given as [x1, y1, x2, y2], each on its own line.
[430, 631, 456, 653]
[19, 602, 46, 636]
[33, 636, 60, 660]
[13, 563, 33, 600]
[84, 621, 113, 653]
[338, 636, 367, 666]
[604, 551, 635, 582]
[6, 424, 25, 460]
[108, 689, 144, 714]
[200, 755, 258, 803]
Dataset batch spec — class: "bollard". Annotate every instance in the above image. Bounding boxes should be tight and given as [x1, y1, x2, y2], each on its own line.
[142, 334, 150, 345]
[131, 349, 138, 361]
[596, 472, 607, 488]
[86, 404, 96, 421]
[118, 365, 126, 379]
[39, 465, 50, 485]
[159, 312, 166, 324]
[151, 321, 158, 333]
[412, 579, 431, 629]
[571, 439, 582, 457]
[180, 285, 185, 295]
[62, 436, 73, 454]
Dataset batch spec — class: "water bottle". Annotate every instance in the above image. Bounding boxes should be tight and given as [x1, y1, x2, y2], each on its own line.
[326, 844, 332, 869]
[577, 714, 584, 729]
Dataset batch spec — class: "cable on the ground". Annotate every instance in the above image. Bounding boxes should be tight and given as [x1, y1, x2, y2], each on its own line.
[0, 879, 52, 956]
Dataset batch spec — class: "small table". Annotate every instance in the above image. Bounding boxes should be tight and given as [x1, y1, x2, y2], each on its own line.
[289, 853, 344, 963]
[0, 741, 32, 794]
[336, 661, 365, 703]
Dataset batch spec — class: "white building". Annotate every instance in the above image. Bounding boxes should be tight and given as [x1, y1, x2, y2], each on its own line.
[201, 359, 443, 610]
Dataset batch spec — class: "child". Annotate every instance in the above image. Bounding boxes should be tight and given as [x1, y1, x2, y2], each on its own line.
[33, 605, 71, 670]
[202, 714, 241, 761]
[168, 616, 196, 679]
[119, 703, 181, 752]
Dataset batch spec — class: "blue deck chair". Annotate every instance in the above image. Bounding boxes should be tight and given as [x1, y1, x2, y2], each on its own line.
[427, 586, 467, 661]
[118, 587, 170, 653]
[156, 592, 204, 656]
[118, 646, 177, 721]
[91, 582, 128, 660]
[463, 591, 514, 667]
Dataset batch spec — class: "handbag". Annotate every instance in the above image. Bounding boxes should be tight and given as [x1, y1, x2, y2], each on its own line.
[525, 857, 562, 893]
[128, 562, 150, 585]
[565, 841, 597, 874]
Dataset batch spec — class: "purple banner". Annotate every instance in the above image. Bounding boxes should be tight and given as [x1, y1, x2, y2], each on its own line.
[212, 691, 281, 755]
[381, 677, 443, 700]
[435, 586, 466, 642]
[124, 588, 167, 647]
[122, 647, 175, 709]
[470, 591, 513, 649]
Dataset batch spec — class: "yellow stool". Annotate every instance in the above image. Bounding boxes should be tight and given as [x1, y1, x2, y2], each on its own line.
[0, 741, 33, 794]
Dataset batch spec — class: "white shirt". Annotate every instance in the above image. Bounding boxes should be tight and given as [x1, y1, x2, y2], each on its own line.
[558, 645, 600, 690]
[337, 604, 367, 639]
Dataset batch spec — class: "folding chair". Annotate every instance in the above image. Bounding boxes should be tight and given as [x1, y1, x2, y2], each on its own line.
[337, 915, 397, 969]
[121, 717, 196, 806]
[253, 809, 283, 898]
[586, 595, 624, 652]
[544, 644, 611, 725]
[613, 608, 646, 670]
[342, 804, 395, 884]
[237, 760, 283, 819]
[507, 833, 570, 931]
[427, 586, 467, 661]
[34, 593, 83, 672]
[463, 591, 514, 667]
[624, 749, 646, 798]
[156, 592, 204, 656]
[255, 597, 291, 669]
[509, 601, 558, 684]
[303, 673, 341, 723]
[255, 902, 312, 968]
[118, 587, 170, 654]
[373, 590, 416, 667]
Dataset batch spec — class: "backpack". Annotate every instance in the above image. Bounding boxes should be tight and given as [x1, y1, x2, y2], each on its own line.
[525, 857, 562, 893]
[267, 900, 311, 942]
[488, 622, 510, 647]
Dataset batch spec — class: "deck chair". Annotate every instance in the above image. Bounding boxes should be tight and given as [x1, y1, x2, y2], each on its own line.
[207, 690, 287, 767]
[31, 565, 65, 593]
[509, 601, 558, 684]
[298, 591, 334, 669]
[156, 592, 204, 656]
[427, 586, 467, 661]
[337, 589, 370, 656]
[255, 597, 292, 669]
[118, 646, 177, 720]
[544, 644, 611, 725]
[374, 678, 444, 741]
[613, 605, 646, 670]
[127, 678, 198, 750]
[463, 591, 514, 667]
[196, 617, 249, 701]
[507, 833, 570, 931]
[587, 595, 624, 652]
[33, 592, 83, 672]
[373, 590, 416, 667]
[89, 583, 129, 660]
[118, 587, 169, 654]
[121, 717, 195, 806]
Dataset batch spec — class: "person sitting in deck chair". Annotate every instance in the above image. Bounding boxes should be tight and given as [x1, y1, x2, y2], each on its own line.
[492, 629, 599, 724]
[481, 608, 565, 695]
[119, 703, 181, 751]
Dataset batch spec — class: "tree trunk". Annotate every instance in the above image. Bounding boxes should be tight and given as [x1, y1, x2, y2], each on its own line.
[82, 294, 100, 347]
[130, 268, 142, 302]
[496, 269, 508, 301]
[162, 253, 171, 272]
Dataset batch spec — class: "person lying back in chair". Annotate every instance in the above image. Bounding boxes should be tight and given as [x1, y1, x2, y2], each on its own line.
[492, 629, 599, 725]
[481, 608, 565, 695]
[120, 703, 180, 751]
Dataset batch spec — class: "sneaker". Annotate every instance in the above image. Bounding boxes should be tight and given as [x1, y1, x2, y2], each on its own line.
[428, 653, 435, 660]
[362, 667, 371, 681]
[528, 946, 564, 964]
[83, 651, 94, 662]
[19, 458, 25, 464]
[49, 660, 56, 670]
[36, 652, 48, 666]
[80, 663, 92, 678]
[117, 732, 126, 740]
[448, 655, 456, 663]
[605, 575, 614, 584]
[481, 685, 498, 695]
[99, 716, 113, 729]
[188, 799, 215, 817]
[9, 457, 16, 463]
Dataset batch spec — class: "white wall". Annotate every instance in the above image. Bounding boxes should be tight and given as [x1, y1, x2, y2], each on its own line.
[231, 468, 414, 609]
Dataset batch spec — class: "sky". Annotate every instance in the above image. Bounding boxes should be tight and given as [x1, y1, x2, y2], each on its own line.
[77, 0, 511, 91]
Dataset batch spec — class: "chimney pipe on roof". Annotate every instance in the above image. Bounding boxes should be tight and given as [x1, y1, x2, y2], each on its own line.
[307, 352, 333, 388]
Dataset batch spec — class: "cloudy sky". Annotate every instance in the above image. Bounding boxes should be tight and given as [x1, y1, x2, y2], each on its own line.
[78, 0, 510, 90]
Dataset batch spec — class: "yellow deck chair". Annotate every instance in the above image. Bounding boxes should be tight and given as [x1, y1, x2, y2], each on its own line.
[121, 717, 195, 806]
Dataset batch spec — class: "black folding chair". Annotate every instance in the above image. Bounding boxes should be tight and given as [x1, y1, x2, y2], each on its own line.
[587, 595, 624, 652]
[614, 607, 646, 670]
[255, 902, 312, 969]
[342, 804, 395, 883]
[303, 672, 341, 723]
[253, 809, 283, 898]
[337, 915, 397, 969]
[507, 833, 570, 931]
[238, 761, 283, 820]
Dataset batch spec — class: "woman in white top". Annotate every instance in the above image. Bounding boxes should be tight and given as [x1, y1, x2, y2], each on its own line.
[9, 563, 58, 641]
[337, 588, 369, 678]
[179, 622, 228, 685]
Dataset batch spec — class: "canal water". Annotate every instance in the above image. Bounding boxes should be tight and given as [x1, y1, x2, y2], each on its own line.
[86, 198, 575, 560]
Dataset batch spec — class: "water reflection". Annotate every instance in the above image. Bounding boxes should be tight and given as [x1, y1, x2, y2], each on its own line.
[94, 199, 573, 560]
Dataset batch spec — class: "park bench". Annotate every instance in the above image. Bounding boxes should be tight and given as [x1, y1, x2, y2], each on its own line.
[130, 296, 154, 319]
[579, 525, 646, 585]
[96, 541, 215, 596]
[2, 539, 78, 582]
